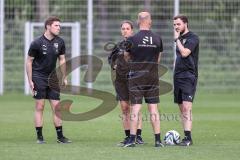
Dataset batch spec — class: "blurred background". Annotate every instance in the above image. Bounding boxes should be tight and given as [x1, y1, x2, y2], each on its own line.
[0, 0, 240, 94]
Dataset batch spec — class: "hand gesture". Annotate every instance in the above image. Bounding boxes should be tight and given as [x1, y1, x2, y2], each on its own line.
[62, 77, 68, 87]
[174, 28, 180, 40]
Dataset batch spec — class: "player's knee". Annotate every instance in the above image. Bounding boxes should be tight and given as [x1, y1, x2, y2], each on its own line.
[35, 104, 44, 112]
[149, 112, 160, 122]
[130, 113, 139, 121]
[121, 106, 130, 115]
[35, 105, 44, 112]
[181, 105, 191, 114]
[148, 106, 159, 115]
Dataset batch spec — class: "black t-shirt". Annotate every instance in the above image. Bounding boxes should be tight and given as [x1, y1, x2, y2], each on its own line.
[115, 54, 129, 79]
[28, 35, 66, 78]
[108, 40, 129, 79]
[174, 31, 199, 78]
[127, 30, 163, 74]
[128, 30, 163, 62]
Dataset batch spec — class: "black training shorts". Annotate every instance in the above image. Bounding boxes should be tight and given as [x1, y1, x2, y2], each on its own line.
[32, 76, 60, 100]
[174, 76, 197, 104]
[128, 71, 159, 104]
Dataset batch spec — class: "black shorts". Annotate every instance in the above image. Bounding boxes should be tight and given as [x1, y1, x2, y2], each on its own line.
[32, 76, 60, 100]
[174, 76, 197, 104]
[115, 77, 129, 101]
[128, 71, 159, 104]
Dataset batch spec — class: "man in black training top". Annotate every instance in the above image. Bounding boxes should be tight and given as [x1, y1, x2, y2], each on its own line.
[26, 16, 71, 144]
[123, 11, 164, 147]
[173, 14, 199, 146]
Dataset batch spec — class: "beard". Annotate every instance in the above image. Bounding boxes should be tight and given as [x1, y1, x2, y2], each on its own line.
[180, 29, 185, 35]
[50, 30, 60, 37]
[180, 26, 186, 35]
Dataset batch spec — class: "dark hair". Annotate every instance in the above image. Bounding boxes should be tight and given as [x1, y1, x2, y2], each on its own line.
[173, 14, 188, 24]
[120, 20, 134, 29]
[44, 16, 61, 29]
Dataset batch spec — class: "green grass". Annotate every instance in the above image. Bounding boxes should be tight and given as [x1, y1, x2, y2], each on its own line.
[0, 92, 240, 160]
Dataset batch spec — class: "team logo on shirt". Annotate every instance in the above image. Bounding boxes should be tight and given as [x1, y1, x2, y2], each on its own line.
[142, 36, 153, 44]
[138, 36, 157, 48]
[54, 43, 59, 53]
[182, 39, 187, 44]
[42, 44, 47, 55]
[34, 90, 37, 96]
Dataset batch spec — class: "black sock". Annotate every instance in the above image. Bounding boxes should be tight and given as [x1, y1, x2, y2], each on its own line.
[125, 130, 130, 137]
[137, 129, 142, 136]
[36, 127, 43, 138]
[56, 126, 63, 138]
[129, 134, 136, 143]
[184, 130, 192, 140]
[155, 133, 161, 142]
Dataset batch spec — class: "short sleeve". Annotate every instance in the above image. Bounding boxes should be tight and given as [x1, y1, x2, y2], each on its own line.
[108, 45, 119, 66]
[28, 41, 39, 57]
[59, 39, 66, 55]
[185, 36, 199, 52]
[159, 37, 163, 52]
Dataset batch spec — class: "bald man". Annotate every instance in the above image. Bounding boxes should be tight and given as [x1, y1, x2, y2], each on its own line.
[123, 12, 164, 147]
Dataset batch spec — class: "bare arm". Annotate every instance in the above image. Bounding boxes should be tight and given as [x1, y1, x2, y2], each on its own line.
[158, 52, 162, 63]
[174, 30, 191, 57]
[26, 55, 34, 95]
[175, 40, 191, 57]
[59, 55, 67, 86]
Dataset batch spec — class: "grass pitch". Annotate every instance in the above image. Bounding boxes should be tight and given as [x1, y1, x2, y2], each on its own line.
[0, 92, 239, 160]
